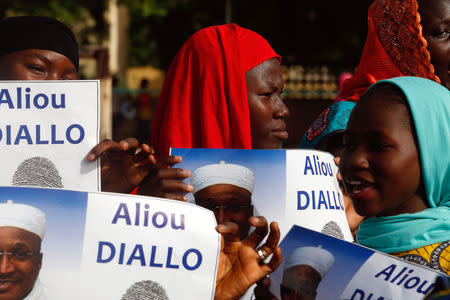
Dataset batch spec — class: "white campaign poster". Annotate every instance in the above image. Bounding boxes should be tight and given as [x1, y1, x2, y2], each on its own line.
[285, 149, 353, 241]
[0, 187, 220, 300]
[171, 148, 353, 242]
[270, 225, 442, 300]
[0, 81, 100, 191]
[340, 252, 438, 300]
[80, 192, 221, 300]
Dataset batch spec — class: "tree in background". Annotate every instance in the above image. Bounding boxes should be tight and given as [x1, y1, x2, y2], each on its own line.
[0, 0, 109, 44]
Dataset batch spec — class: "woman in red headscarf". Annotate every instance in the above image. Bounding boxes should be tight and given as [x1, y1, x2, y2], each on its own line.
[151, 23, 289, 158]
[89, 24, 289, 199]
[339, 0, 448, 101]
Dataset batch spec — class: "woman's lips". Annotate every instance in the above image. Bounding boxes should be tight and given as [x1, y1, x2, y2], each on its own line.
[272, 130, 288, 140]
[345, 179, 375, 199]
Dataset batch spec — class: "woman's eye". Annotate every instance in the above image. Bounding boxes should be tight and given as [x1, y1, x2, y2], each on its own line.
[259, 92, 272, 97]
[369, 143, 390, 152]
[431, 30, 450, 39]
[27, 64, 45, 74]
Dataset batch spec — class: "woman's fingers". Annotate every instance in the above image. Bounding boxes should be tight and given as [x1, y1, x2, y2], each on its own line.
[157, 155, 183, 169]
[257, 222, 280, 262]
[156, 178, 194, 193]
[87, 139, 121, 161]
[264, 246, 282, 272]
[87, 138, 141, 161]
[157, 168, 191, 180]
[244, 216, 269, 249]
[161, 193, 188, 202]
[216, 222, 241, 250]
[119, 137, 140, 150]
[141, 144, 157, 165]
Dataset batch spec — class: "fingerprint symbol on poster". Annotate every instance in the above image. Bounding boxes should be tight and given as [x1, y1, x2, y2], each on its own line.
[12, 156, 63, 188]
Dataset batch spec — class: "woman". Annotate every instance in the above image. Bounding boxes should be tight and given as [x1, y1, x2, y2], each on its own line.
[151, 23, 289, 158]
[339, 0, 449, 101]
[147, 24, 287, 298]
[91, 24, 289, 199]
[340, 76, 449, 274]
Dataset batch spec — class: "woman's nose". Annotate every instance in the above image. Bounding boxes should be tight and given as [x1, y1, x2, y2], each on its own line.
[341, 146, 369, 174]
[273, 97, 289, 119]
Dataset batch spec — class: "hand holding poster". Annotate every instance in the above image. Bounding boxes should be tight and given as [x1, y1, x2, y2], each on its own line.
[0, 81, 100, 191]
[0, 186, 220, 299]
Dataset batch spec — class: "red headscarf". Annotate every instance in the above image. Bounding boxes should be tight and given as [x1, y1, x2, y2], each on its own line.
[151, 24, 280, 157]
[339, 0, 440, 102]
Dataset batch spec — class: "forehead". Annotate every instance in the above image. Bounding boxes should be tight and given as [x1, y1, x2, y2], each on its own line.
[2, 49, 76, 68]
[246, 58, 283, 87]
[0, 226, 41, 249]
[348, 93, 409, 130]
[194, 184, 252, 203]
[419, 0, 450, 21]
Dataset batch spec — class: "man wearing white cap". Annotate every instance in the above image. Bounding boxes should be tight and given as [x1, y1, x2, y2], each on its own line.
[281, 246, 335, 300]
[191, 161, 254, 240]
[0, 200, 47, 300]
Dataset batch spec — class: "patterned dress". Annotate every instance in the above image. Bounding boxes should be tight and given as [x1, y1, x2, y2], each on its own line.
[391, 241, 450, 275]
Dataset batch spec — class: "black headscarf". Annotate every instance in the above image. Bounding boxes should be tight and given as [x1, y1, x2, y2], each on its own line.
[0, 16, 79, 70]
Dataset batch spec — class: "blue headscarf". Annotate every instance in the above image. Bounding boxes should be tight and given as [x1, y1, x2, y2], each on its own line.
[356, 76, 450, 253]
[299, 101, 356, 149]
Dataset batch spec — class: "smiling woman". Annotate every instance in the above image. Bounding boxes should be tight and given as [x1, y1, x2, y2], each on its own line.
[340, 76, 450, 274]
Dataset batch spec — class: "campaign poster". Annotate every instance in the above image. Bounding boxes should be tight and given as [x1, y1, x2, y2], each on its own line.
[270, 225, 442, 300]
[171, 148, 353, 242]
[0, 186, 220, 300]
[0, 81, 100, 192]
[285, 149, 352, 241]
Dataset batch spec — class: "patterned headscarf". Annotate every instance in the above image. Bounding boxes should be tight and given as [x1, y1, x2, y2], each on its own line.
[339, 0, 440, 101]
[299, 101, 356, 150]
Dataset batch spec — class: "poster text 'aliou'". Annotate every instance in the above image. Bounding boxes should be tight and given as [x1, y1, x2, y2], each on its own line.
[349, 263, 435, 299]
[303, 155, 334, 177]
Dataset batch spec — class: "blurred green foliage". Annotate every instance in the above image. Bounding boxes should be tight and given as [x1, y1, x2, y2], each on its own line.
[0, 0, 109, 44]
